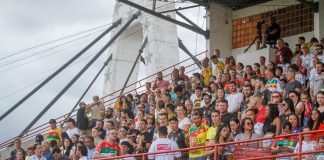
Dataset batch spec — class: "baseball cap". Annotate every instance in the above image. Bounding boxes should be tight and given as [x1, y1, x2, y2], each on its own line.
[49, 119, 56, 124]
[202, 93, 211, 99]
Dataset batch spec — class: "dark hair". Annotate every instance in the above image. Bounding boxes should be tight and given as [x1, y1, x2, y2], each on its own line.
[263, 104, 279, 134]
[146, 113, 155, 125]
[307, 109, 322, 130]
[240, 118, 254, 133]
[211, 109, 220, 115]
[283, 98, 295, 113]
[192, 108, 203, 118]
[62, 137, 72, 156]
[276, 66, 283, 73]
[282, 122, 292, 131]
[288, 113, 299, 128]
[166, 104, 176, 112]
[174, 85, 184, 93]
[257, 77, 267, 85]
[288, 90, 300, 101]
[169, 117, 178, 122]
[193, 73, 201, 79]
[298, 37, 305, 41]
[52, 147, 62, 154]
[215, 124, 229, 143]
[77, 145, 88, 156]
[120, 141, 134, 154]
[245, 108, 258, 115]
[139, 119, 147, 124]
[158, 126, 168, 136]
[50, 140, 57, 148]
[218, 99, 228, 105]
[85, 136, 94, 143]
[159, 113, 168, 119]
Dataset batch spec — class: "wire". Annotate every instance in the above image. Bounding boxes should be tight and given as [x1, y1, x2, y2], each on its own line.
[0, 28, 105, 68]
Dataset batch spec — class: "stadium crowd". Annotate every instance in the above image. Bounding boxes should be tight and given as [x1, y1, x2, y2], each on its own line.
[7, 36, 324, 160]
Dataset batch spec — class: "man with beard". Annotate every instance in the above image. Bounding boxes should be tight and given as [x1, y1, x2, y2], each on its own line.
[225, 81, 243, 115]
[93, 129, 121, 158]
[238, 85, 253, 120]
[153, 71, 170, 89]
[95, 120, 106, 140]
[103, 108, 118, 129]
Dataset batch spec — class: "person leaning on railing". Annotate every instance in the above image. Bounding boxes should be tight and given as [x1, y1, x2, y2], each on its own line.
[271, 122, 297, 159]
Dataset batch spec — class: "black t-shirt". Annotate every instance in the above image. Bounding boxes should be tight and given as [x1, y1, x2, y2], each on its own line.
[266, 23, 281, 40]
[285, 80, 302, 96]
[168, 129, 187, 149]
[221, 113, 235, 127]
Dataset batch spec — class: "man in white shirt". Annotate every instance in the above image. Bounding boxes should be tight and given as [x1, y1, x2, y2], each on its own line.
[148, 126, 181, 160]
[225, 81, 243, 114]
[65, 118, 81, 139]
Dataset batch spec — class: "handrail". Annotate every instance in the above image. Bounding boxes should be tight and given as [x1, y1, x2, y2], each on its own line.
[0, 50, 207, 149]
[99, 129, 324, 160]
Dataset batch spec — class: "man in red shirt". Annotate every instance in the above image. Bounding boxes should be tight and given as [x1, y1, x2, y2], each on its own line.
[275, 39, 293, 65]
[144, 82, 154, 95]
[93, 129, 121, 158]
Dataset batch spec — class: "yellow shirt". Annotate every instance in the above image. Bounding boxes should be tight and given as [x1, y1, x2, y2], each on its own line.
[202, 67, 212, 86]
[188, 124, 208, 158]
[46, 128, 62, 143]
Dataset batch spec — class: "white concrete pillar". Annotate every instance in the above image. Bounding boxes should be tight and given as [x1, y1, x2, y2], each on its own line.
[206, 3, 232, 57]
[314, 0, 324, 39]
[103, 0, 179, 101]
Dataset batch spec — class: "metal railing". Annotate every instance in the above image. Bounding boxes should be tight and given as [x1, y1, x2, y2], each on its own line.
[0, 50, 208, 149]
[100, 129, 324, 160]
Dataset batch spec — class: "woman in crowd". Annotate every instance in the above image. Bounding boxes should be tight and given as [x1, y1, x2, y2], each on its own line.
[252, 63, 261, 76]
[307, 109, 324, 140]
[263, 104, 281, 136]
[216, 88, 226, 102]
[154, 88, 162, 102]
[235, 118, 262, 147]
[70, 134, 80, 156]
[114, 109, 122, 124]
[279, 98, 295, 123]
[91, 127, 103, 145]
[61, 137, 73, 157]
[176, 105, 191, 133]
[288, 91, 305, 125]
[244, 65, 253, 81]
[205, 124, 230, 160]
[293, 127, 317, 159]
[288, 113, 302, 133]
[146, 113, 155, 136]
[15, 150, 25, 160]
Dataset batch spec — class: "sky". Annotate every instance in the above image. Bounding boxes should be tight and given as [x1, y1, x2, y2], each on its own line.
[0, 0, 206, 143]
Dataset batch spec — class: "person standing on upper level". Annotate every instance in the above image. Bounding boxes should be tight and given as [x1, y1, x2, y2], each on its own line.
[86, 95, 105, 128]
[65, 118, 81, 139]
[275, 39, 293, 65]
[153, 71, 170, 90]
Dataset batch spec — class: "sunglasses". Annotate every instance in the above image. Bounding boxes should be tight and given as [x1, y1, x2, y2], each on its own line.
[246, 122, 253, 126]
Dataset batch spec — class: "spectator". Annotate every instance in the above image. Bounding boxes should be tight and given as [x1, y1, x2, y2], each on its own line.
[93, 129, 121, 158]
[301, 43, 315, 68]
[263, 104, 281, 136]
[25, 146, 34, 160]
[10, 139, 26, 160]
[144, 82, 154, 95]
[213, 49, 225, 63]
[168, 117, 187, 149]
[95, 120, 106, 140]
[179, 66, 189, 80]
[52, 148, 68, 160]
[307, 109, 324, 141]
[148, 126, 181, 160]
[279, 98, 295, 124]
[211, 55, 224, 77]
[91, 128, 103, 145]
[65, 118, 81, 139]
[205, 124, 230, 160]
[206, 110, 223, 146]
[29, 144, 46, 160]
[310, 63, 324, 102]
[288, 91, 304, 125]
[265, 68, 283, 93]
[288, 113, 301, 133]
[316, 136, 324, 159]
[201, 58, 212, 86]
[188, 109, 208, 160]
[185, 99, 193, 118]
[76, 102, 89, 136]
[84, 136, 95, 159]
[15, 150, 24, 160]
[293, 127, 317, 159]
[271, 122, 297, 159]
[218, 99, 235, 126]
[255, 77, 272, 105]
[238, 85, 253, 120]
[120, 141, 135, 159]
[61, 138, 72, 157]
[235, 117, 261, 147]
[86, 95, 105, 128]
[285, 70, 302, 97]
[175, 105, 190, 133]
[274, 38, 293, 65]
[226, 81, 243, 115]
[138, 119, 152, 151]
[171, 68, 184, 84]
[76, 145, 88, 160]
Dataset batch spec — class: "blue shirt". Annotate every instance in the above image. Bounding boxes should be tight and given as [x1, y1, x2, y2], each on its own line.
[87, 148, 95, 159]
[42, 151, 53, 160]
